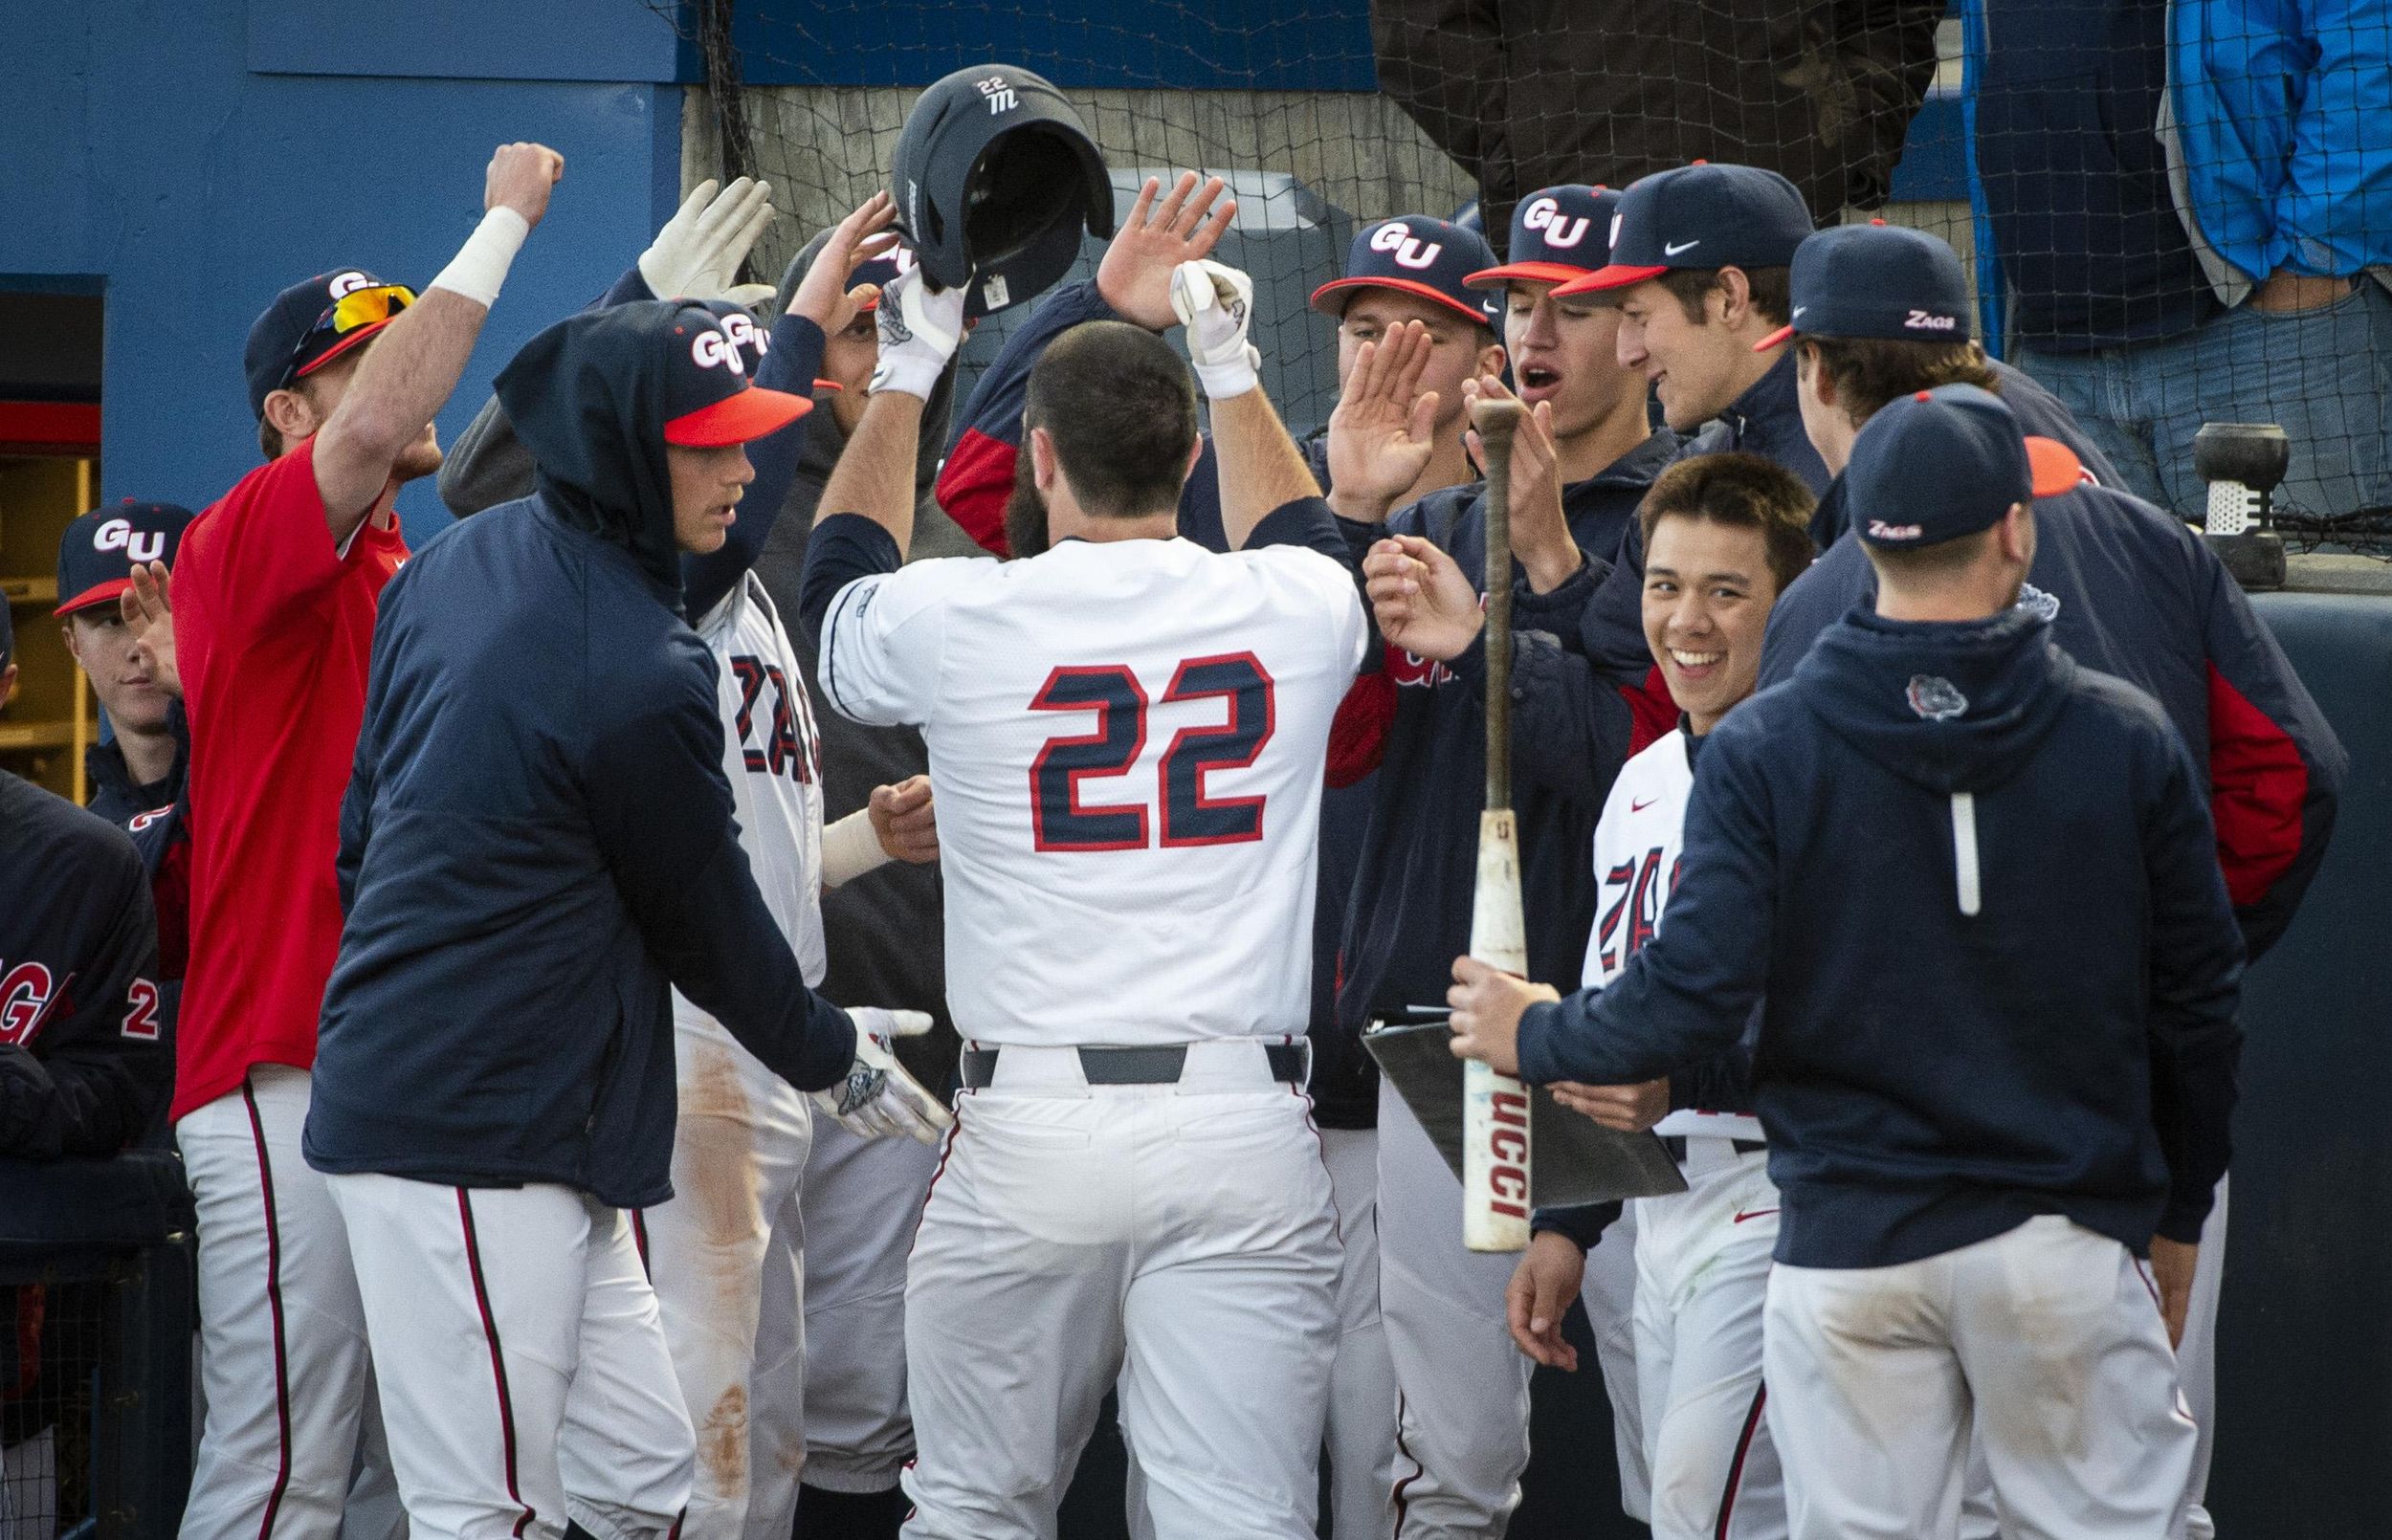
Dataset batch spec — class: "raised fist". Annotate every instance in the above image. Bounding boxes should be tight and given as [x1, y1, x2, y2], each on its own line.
[486, 143, 565, 229]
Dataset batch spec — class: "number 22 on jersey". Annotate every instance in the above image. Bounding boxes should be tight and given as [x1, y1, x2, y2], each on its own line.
[1028, 652, 1276, 852]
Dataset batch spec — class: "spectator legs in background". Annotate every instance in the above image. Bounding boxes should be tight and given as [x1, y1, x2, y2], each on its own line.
[1376, 1078, 1649, 1537]
[790, 1116, 942, 1537]
[176, 1066, 372, 1540]
[2015, 280, 2392, 520]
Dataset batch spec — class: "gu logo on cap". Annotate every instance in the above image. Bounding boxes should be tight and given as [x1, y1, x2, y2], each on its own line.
[93, 517, 168, 564]
[690, 328, 748, 373]
[1519, 197, 1591, 250]
[328, 270, 376, 298]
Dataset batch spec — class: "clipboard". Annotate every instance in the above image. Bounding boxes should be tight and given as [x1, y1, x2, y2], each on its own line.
[1363, 1017, 1689, 1206]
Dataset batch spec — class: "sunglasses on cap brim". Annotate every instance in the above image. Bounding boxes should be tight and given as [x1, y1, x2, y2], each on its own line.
[283, 284, 417, 389]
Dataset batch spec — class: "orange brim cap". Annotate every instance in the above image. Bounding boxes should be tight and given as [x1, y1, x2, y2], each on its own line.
[1753, 323, 1796, 353]
[1550, 263, 1670, 299]
[1461, 260, 1592, 290]
[2026, 436, 2086, 496]
[665, 384, 814, 447]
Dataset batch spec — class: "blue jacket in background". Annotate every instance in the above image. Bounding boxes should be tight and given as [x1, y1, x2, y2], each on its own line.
[306, 304, 857, 1207]
[1521, 605, 2245, 1269]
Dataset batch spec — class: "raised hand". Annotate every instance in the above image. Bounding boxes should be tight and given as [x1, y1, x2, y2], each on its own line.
[788, 190, 901, 335]
[1465, 376, 1582, 594]
[119, 560, 180, 700]
[638, 175, 777, 304]
[1364, 533, 1483, 663]
[1326, 320, 1440, 524]
[1096, 172, 1237, 329]
[486, 142, 565, 230]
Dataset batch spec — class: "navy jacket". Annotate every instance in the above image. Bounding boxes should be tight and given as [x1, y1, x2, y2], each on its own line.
[1520, 605, 2245, 1268]
[307, 304, 856, 1207]
[1682, 351, 1832, 499]
[0, 771, 169, 1158]
[1761, 480, 2344, 960]
[1335, 435, 1679, 1043]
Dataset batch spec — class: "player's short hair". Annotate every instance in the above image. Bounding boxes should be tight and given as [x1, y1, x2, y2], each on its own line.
[1864, 520, 2005, 580]
[1797, 335, 2000, 427]
[1636, 452, 1817, 595]
[1656, 265, 1793, 330]
[1024, 320, 1199, 519]
[259, 416, 284, 460]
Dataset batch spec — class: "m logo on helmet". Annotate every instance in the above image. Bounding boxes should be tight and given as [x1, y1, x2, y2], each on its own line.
[1369, 222, 1443, 271]
[690, 328, 746, 374]
[974, 75, 1018, 115]
[95, 517, 166, 564]
[1521, 197, 1589, 250]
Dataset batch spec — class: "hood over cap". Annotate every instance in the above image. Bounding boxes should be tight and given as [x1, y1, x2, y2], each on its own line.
[1796, 603, 2075, 915]
[497, 299, 809, 599]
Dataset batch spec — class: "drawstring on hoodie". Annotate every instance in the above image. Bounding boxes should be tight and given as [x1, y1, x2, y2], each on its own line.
[1950, 792, 1981, 916]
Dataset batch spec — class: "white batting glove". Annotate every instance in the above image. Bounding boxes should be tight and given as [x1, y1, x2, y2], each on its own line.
[638, 177, 776, 301]
[1169, 258, 1261, 399]
[811, 1008, 951, 1145]
[870, 268, 965, 399]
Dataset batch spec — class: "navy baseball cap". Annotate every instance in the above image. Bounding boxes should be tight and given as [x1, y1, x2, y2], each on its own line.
[662, 303, 812, 447]
[1849, 385, 2085, 548]
[1756, 222, 1974, 354]
[1311, 216, 1500, 330]
[1554, 164, 1813, 299]
[1466, 185, 1619, 288]
[56, 500, 196, 618]
[244, 269, 413, 419]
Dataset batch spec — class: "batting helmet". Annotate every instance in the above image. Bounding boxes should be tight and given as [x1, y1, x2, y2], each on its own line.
[888, 64, 1113, 319]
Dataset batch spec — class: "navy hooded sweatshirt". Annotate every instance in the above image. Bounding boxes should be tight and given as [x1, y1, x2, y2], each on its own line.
[305, 302, 857, 1207]
[1518, 605, 2244, 1269]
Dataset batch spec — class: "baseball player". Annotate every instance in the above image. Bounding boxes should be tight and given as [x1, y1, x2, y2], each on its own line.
[1756, 220, 2345, 1539]
[168, 142, 562, 1540]
[1496, 453, 1814, 1540]
[429, 187, 949, 1540]
[801, 251, 1364, 1539]
[306, 295, 935, 1540]
[56, 501, 193, 826]
[1339, 183, 1677, 1538]
[1450, 385, 2243, 1539]
[0, 597, 167, 1159]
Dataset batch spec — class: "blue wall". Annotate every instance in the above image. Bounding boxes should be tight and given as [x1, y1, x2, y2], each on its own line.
[0, 0, 688, 546]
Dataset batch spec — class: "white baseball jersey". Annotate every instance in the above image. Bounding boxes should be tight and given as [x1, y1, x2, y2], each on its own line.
[685, 573, 827, 1001]
[1583, 729, 1762, 1144]
[819, 537, 1366, 1045]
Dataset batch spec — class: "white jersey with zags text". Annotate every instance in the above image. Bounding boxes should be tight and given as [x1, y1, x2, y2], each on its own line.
[1582, 727, 1761, 1142]
[819, 537, 1366, 1046]
[684, 573, 827, 1005]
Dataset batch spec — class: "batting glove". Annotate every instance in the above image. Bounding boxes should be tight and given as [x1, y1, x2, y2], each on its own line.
[870, 268, 965, 400]
[811, 1008, 951, 1145]
[1170, 258, 1261, 399]
[638, 177, 778, 304]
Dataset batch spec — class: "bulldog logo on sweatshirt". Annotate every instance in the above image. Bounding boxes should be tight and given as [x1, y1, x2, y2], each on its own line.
[1906, 675, 1968, 721]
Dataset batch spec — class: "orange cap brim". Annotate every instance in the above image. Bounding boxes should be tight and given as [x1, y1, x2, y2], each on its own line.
[55, 578, 133, 619]
[1550, 263, 1670, 300]
[2026, 436, 2086, 497]
[1460, 261, 1593, 290]
[1753, 323, 1796, 353]
[1307, 276, 1495, 327]
[665, 385, 814, 447]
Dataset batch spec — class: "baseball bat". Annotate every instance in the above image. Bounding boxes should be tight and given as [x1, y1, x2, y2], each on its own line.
[1464, 394, 1532, 1253]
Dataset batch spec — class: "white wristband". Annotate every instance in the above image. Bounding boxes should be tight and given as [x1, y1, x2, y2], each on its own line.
[820, 809, 892, 888]
[1192, 344, 1262, 401]
[429, 208, 531, 308]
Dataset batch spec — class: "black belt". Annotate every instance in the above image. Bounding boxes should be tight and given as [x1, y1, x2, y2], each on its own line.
[960, 1044, 1308, 1090]
[1662, 1134, 1767, 1161]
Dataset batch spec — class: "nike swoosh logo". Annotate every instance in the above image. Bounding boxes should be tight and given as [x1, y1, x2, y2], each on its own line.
[1792, 306, 1806, 319]
[1663, 239, 1701, 256]
[1733, 1207, 1780, 1224]
[1631, 798, 1657, 812]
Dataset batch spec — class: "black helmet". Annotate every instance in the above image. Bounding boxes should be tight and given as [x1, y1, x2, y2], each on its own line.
[888, 65, 1113, 319]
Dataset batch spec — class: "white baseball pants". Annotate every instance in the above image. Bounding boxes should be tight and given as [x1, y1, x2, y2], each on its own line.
[1632, 1144, 1782, 1540]
[793, 1110, 941, 1496]
[1376, 1077, 1648, 1537]
[898, 1041, 1341, 1540]
[1127, 1123, 1398, 1540]
[177, 1067, 375, 1540]
[330, 1174, 694, 1540]
[1764, 1214, 2199, 1540]
[634, 1016, 815, 1540]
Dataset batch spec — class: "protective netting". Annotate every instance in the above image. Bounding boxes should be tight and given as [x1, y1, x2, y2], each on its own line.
[1, 1282, 101, 1540]
[665, 0, 2391, 550]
